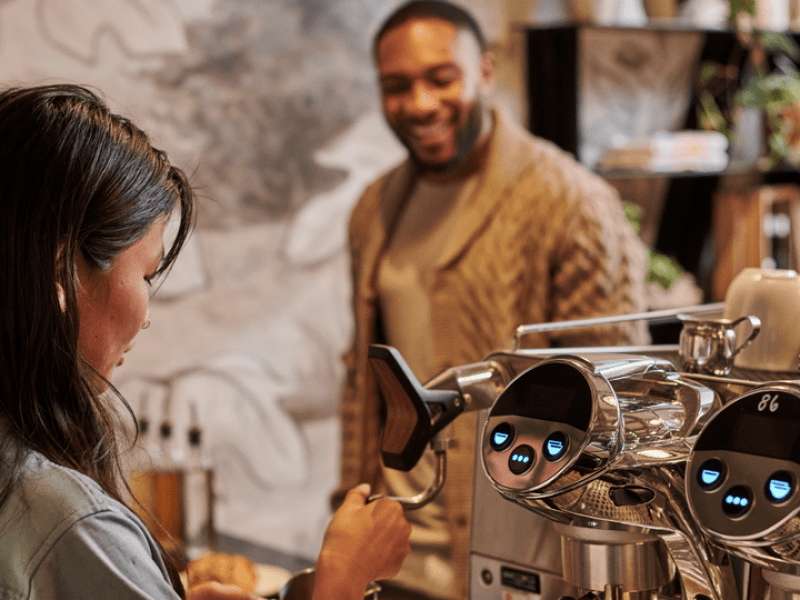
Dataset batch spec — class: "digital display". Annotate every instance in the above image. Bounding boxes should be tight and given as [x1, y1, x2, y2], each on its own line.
[701, 468, 721, 486]
[508, 444, 534, 475]
[489, 422, 514, 451]
[724, 493, 750, 508]
[769, 479, 792, 501]
[494, 431, 509, 446]
[696, 458, 725, 490]
[722, 485, 753, 516]
[491, 363, 592, 430]
[511, 451, 531, 464]
[522, 382, 578, 422]
[547, 439, 564, 455]
[501, 567, 540, 594]
[543, 431, 568, 461]
[766, 471, 794, 502]
[729, 411, 800, 460]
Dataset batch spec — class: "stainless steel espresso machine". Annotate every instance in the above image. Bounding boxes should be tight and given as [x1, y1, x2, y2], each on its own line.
[368, 305, 800, 600]
[687, 383, 800, 600]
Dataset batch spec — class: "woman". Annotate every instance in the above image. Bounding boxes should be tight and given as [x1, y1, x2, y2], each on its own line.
[0, 84, 410, 600]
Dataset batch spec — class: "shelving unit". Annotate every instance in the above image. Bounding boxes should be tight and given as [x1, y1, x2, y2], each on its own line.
[522, 23, 800, 301]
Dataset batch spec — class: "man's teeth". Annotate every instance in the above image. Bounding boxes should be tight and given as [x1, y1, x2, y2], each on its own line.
[411, 121, 447, 138]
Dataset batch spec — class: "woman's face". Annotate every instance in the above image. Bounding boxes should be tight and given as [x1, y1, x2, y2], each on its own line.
[76, 218, 165, 383]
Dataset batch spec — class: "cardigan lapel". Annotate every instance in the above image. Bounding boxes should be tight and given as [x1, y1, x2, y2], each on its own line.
[357, 160, 418, 302]
[435, 108, 534, 269]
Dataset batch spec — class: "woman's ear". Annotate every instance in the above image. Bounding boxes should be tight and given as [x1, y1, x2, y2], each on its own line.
[56, 282, 66, 312]
[55, 243, 67, 312]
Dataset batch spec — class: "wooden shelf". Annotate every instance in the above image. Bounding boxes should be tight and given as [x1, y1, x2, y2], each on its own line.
[522, 24, 800, 300]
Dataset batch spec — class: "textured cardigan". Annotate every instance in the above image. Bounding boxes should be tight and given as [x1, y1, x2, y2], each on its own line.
[337, 109, 650, 598]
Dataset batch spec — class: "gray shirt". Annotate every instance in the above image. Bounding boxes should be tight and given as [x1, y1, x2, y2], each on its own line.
[0, 449, 180, 600]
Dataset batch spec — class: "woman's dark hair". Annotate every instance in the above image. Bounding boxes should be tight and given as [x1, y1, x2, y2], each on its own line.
[373, 0, 486, 57]
[0, 84, 194, 594]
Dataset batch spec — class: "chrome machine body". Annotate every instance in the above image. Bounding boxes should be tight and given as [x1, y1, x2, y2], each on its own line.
[368, 304, 800, 600]
[476, 350, 742, 600]
[687, 383, 800, 599]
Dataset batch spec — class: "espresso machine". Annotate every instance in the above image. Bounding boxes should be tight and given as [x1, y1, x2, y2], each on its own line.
[368, 304, 789, 600]
[687, 383, 800, 599]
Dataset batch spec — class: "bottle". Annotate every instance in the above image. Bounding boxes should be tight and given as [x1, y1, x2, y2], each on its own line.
[127, 396, 163, 548]
[129, 413, 186, 563]
[183, 401, 216, 560]
[151, 419, 186, 562]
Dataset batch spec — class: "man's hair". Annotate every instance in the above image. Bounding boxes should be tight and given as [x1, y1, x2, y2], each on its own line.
[373, 0, 486, 57]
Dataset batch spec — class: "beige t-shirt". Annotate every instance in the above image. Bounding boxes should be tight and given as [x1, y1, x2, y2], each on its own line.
[377, 174, 479, 599]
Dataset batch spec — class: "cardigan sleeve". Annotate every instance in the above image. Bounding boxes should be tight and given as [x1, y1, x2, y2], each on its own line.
[550, 172, 650, 346]
[509, 148, 650, 348]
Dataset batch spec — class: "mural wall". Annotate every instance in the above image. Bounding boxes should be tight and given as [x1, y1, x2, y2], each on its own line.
[0, 0, 511, 560]
[0, 0, 694, 561]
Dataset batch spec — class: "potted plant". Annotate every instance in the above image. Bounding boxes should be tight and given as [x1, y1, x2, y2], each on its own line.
[698, 13, 800, 169]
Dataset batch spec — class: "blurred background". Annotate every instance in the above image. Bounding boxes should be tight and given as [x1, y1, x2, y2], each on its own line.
[5, 0, 797, 565]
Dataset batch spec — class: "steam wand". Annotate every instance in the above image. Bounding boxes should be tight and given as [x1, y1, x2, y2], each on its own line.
[367, 344, 502, 510]
[368, 444, 447, 510]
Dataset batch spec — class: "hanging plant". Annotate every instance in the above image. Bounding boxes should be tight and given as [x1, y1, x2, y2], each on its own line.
[697, 17, 800, 169]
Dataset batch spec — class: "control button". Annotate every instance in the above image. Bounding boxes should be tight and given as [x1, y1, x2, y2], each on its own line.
[542, 431, 568, 461]
[766, 471, 794, 503]
[722, 485, 753, 517]
[509, 445, 534, 475]
[490, 422, 514, 451]
[697, 458, 726, 491]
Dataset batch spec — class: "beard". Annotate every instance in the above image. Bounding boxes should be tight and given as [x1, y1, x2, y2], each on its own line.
[404, 99, 484, 174]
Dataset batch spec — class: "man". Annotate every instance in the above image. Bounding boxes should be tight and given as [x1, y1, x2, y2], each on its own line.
[337, 2, 650, 598]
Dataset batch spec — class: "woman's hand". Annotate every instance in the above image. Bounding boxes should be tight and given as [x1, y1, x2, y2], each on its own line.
[313, 484, 411, 600]
[186, 581, 260, 600]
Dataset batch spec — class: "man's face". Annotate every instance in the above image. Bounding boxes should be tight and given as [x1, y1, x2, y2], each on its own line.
[376, 17, 491, 173]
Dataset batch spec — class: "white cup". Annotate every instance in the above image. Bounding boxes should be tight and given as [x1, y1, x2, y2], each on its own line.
[723, 268, 800, 371]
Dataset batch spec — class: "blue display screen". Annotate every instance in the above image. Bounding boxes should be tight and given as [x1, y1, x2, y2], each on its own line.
[508, 444, 534, 474]
[697, 458, 725, 490]
[725, 493, 749, 508]
[494, 431, 509, 446]
[511, 452, 531, 464]
[701, 468, 721, 486]
[546, 439, 564, 456]
[765, 472, 794, 503]
[722, 485, 753, 516]
[769, 478, 792, 501]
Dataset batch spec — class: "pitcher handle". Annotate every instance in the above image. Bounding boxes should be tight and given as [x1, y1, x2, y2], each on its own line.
[730, 315, 762, 357]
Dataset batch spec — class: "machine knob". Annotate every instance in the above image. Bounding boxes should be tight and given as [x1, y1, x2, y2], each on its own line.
[722, 485, 753, 517]
[490, 422, 514, 451]
[508, 444, 535, 475]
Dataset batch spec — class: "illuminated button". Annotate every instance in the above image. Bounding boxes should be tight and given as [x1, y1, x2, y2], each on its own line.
[509, 445, 535, 475]
[697, 458, 725, 491]
[722, 485, 753, 517]
[542, 432, 568, 461]
[766, 471, 794, 503]
[490, 423, 514, 451]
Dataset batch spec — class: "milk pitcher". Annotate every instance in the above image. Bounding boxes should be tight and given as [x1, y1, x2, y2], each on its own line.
[678, 313, 761, 376]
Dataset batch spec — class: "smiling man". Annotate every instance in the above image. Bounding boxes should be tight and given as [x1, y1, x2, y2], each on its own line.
[337, 2, 651, 599]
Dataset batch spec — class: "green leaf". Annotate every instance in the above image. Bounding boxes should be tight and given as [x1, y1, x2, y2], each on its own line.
[622, 201, 642, 236]
[736, 74, 800, 109]
[647, 250, 684, 290]
[736, 79, 766, 107]
[759, 31, 800, 61]
[699, 62, 722, 86]
[729, 0, 756, 17]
